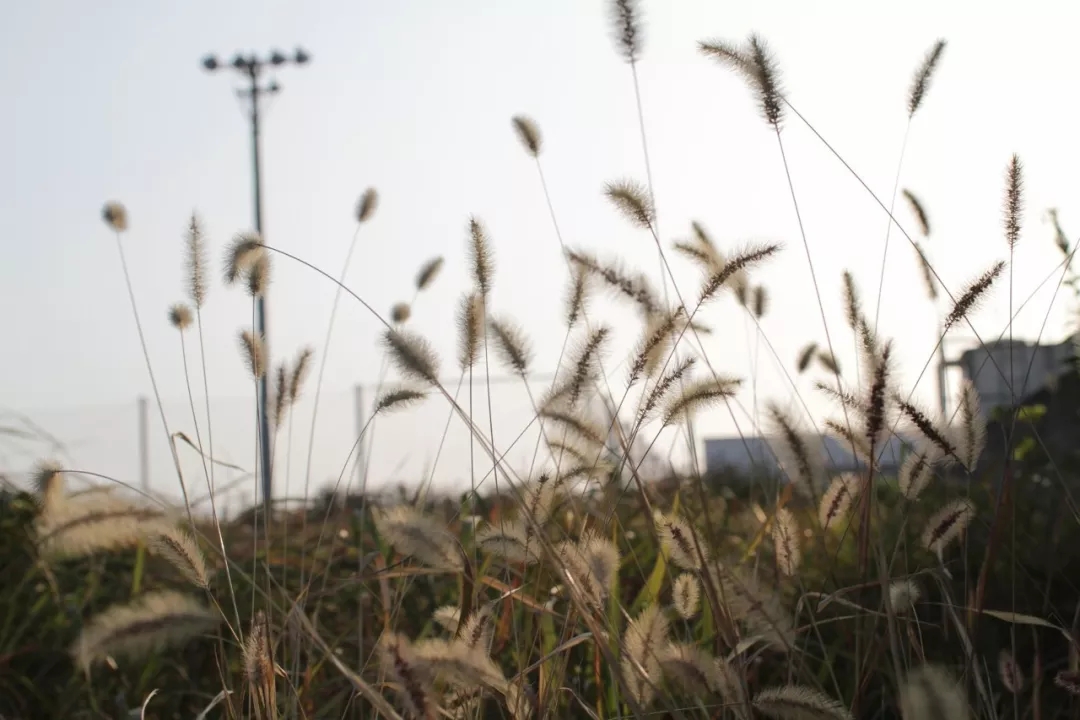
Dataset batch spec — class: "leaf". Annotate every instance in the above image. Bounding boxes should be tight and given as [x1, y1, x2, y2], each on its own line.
[631, 493, 680, 612]
[975, 609, 1079, 649]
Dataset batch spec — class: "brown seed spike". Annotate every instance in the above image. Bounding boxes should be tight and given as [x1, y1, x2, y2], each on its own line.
[102, 202, 128, 232]
[391, 302, 411, 325]
[1004, 154, 1023, 249]
[382, 328, 440, 386]
[908, 40, 947, 118]
[355, 188, 378, 223]
[609, 0, 643, 63]
[796, 342, 818, 373]
[488, 317, 532, 375]
[224, 233, 265, 285]
[944, 261, 1005, 331]
[239, 329, 266, 379]
[185, 213, 208, 308]
[753, 285, 769, 319]
[902, 189, 931, 237]
[511, 115, 542, 157]
[841, 271, 862, 331]
[564, 265, 589, 329]
[605, 179, 655, 230]
[288, 347, 313, 405]
[746, 34, 785, 127]
[468, 216, 494, 297]
[913, 243, 938, 301]
[699, 39, 752, 73]
[168, 303, 193, 331]
[457, 293, 484, 371]
[414, 256, 444, 291]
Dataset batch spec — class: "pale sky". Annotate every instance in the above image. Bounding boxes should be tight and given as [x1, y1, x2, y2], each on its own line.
[3, 0, 1079, 507]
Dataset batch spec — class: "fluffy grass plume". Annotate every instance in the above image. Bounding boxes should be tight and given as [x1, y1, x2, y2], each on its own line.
[382, 327, 441, 386]
[605, 179, 655, 230]
[914, 243, 938, 300]
[698, 244, 781, 305]
[475, 521, 540, 565]
[898, 665, 970, 719]
[922, 498, 975, 557]
[560, 326, 611, 406]
[944, 261, 1005, 331]
[468, 216, 493, 297]
[511, 115, 542, 157]
[415, 256, 444, 291]
[391, 302, 411, 324]
[33, 459, 65, 511]
[609, 0, 642, 63]
[660, 375, 741, 427]
[768, 403, 823, 494]
[771, 507, 801, 576]
[953, 379, 985, 471]
[712, 565, 795, 651]
[35, 493, 171, 558]
[239, 329, 266, 378]
[488, 317, 532, 375]
[1004, 154, 1023, 248]
[908, 40, 946, 118]
[185, 213, 208, 308]
[355, 188, 378, 223]
[797, 342, 818, 373]
[70, 590, 218, 673]
[245, 253, 271, 297]
[672, 573, 701, 619]
[816, 351, 841, 375]
[223, 232, 264, 285]
[639, 356, 696, 421]
[895, 396, 956, 460]
[373, 505, 463, 571]
[457, 293, 484, 370]
[753, 285, 769, 319]
[889, 579, 921, 613]
[752, 685, 853, 720]
[102, 201, 128, 232]
[818, 473, 859, 530]
[168, 303, 193, 331]
[375, 385, 428, 415]
[622, 604, 669, 707]
[567, 248, 658, 316]
[147, 526, 210, 590]
[998, 649, 1024, 693]
[658, 643, 727, 696]
[244, 610, 276, 720]
[564, 265, 589, 328]
[628, 307, 683, 384]
[377, 633, 435, 720]
[902, 189, 931, 237]
[287, 346, 313, 405]
[899, 446, 940, 500]
[656, 513, 707, 571]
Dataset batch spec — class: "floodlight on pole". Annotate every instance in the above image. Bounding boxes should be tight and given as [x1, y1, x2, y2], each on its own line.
[201, 47, 311, 510]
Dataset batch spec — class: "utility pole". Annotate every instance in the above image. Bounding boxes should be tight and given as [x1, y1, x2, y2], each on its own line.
[201, 47, 311, 509]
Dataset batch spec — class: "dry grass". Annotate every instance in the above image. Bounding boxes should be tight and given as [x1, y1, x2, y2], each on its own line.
[7, 4, 1080, 719]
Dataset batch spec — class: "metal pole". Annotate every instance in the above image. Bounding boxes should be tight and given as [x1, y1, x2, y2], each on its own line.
[247, 64, 274, 512]
[202, 48, 311, 511]
[137, 396, 149, 492]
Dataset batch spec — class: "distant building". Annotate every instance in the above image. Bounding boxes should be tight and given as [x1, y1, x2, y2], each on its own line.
[950, 337, 1075, 417]
[703, 433, 912, 482]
